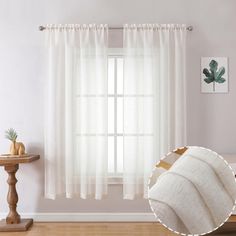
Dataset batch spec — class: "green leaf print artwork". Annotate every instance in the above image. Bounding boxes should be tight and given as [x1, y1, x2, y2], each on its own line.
[203, 59, 226, 92]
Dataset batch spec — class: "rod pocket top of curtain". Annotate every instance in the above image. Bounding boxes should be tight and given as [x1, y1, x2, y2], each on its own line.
[40, 24, 108, 31]
[123, 24, 189, 30]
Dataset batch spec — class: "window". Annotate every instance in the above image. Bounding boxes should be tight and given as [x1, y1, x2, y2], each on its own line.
[108, 49, 124, 178]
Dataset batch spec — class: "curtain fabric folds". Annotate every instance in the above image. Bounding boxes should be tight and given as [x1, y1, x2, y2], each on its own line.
[44, 23, 187, 200]
[44, 24, 108, 199]
[123, 24, 187, 199]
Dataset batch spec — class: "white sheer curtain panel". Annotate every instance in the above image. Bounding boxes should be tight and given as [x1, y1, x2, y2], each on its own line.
[44, 24, 108, 200]
[123, 24, 187, 199]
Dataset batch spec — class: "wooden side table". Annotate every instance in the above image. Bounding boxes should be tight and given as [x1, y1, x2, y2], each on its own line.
[0, 154, 40, 232]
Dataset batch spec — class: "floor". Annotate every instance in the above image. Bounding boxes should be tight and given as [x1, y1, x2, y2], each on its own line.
[3, 216, 236, 236]
[2, 222, 175, 236]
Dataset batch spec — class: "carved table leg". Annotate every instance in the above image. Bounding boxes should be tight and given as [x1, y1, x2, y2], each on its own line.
[0, 162, 35, 231]
[4, 164, 21, 224]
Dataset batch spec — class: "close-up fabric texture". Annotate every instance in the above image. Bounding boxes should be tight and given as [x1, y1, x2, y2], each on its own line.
[148, 147, 236, 235]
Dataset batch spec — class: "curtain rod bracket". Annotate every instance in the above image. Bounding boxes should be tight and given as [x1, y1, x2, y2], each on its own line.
[187, 26, 193, 31]
[39, 26, 46, 31]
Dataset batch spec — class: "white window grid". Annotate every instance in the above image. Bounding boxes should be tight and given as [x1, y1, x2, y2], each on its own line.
[74, 49, 153, 183]
[107, 49, 154, 182]
[108, 53, 124, 179]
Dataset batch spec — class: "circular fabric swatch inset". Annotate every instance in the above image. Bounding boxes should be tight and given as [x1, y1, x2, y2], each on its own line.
[148, 146, 236, 235]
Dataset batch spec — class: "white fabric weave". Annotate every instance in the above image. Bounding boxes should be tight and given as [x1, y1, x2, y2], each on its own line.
[123, 24, 187, 199]
[44, 24, 108, 199]
[149, 147, 236, 235]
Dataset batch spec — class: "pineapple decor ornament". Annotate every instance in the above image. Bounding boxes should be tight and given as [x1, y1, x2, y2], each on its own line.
[5, 128, 25, 156]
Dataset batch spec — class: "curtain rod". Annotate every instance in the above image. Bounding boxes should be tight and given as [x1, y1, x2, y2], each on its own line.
[39, 25, 193, 31]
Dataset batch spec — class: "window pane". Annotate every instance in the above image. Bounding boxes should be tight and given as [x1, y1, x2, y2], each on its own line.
[107, 54, 124, 175]
[117, 136, 123, 173]
[117, 97, 123, 134]
[117, 58, 124, 94]
[108, 136, 114, 173]
[108, 97, 114, 133]
[108, 58, 115, 94]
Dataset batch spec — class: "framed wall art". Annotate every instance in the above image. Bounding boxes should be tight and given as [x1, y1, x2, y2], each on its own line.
[201, 57, 228, 93]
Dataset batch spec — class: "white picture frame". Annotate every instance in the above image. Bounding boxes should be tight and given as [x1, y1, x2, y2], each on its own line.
[201, 57, 228, 93]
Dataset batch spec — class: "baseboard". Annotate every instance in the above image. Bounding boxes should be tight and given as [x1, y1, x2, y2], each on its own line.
[1, 212, 235, 222]
[0, 212, 156, 222]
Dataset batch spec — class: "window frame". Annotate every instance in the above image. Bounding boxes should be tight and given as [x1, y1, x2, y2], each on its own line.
[107, 48, 124, 184]
[107, 48, 155, 184]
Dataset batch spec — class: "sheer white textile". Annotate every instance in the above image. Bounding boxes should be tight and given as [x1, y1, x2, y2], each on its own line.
[44, 24, 108, 199]
[123, 24, 187, 199]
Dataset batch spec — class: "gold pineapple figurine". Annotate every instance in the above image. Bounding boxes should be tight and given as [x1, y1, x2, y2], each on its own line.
[5, 128, 25, 156]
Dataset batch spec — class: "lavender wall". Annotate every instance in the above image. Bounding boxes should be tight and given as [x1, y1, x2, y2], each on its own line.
[0, 0, 235, 214]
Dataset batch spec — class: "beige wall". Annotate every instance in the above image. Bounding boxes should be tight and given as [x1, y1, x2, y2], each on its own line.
[0, 0, 235, 214]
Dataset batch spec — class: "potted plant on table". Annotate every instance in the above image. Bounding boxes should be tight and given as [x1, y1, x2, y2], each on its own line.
[5, 128, 25, 156]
